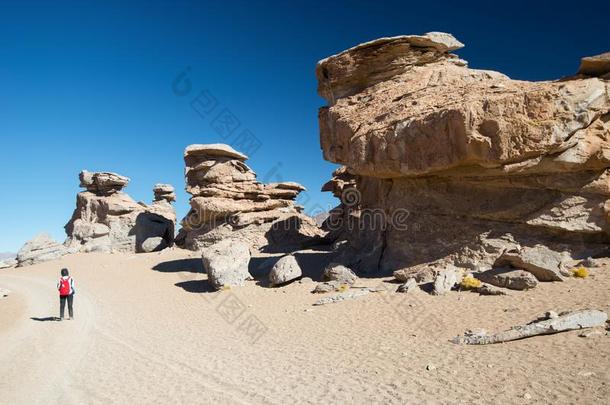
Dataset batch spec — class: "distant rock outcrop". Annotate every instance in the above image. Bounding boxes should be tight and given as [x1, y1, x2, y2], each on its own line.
[16, 233, 67, 267]
[317, 32, 610, 276]
[0, 252, 16, 269]
[0, 259, 16, 269]
[65, 171, 176, 253]
[153, 184, 176, 202]
[176, 144, 324, 251]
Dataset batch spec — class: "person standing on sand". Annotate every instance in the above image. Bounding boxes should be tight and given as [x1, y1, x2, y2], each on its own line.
[57, 268, 75, 321]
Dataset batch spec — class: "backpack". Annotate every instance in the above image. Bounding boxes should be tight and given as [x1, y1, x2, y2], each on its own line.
[59, 277, 71, 296]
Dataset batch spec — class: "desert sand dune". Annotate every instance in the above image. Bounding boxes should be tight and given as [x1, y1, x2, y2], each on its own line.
[1, 250, 609, 404]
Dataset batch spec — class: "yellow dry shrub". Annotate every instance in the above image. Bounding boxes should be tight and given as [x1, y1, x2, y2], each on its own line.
[571, 267, 589, 278]
[337, 284, 349, 292]
[460, 275, 482, 290]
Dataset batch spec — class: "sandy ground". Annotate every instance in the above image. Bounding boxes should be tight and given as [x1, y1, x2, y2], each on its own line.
[0, 249, 609, 404]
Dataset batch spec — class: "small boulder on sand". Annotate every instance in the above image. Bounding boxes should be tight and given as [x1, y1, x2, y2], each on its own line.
[141, 237, 168, 253]
[494, 245, 564, 281]
[322, 263, 357, 285]
[475, 283, 508, 296]
[269, 255, 302, 285]
[202, 239, 252, 289]
[477, 268, 538, 291]
[431, 265, 463, 295]
[394, 265, 436, 284]
[397, 279, 421, 294]
[312, 281, 341, 294]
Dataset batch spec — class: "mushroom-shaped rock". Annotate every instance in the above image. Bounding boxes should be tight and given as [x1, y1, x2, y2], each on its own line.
[184, 143, 248, 161]
[65, 171, 176, 254]
[80, 170, 130, 195]
[317, 32, 610, 276]
[578, 52, 610, 77]
[316, 32, 464, 101]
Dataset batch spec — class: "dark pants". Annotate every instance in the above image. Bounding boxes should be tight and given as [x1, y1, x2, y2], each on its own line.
[60, 294, 74, 319]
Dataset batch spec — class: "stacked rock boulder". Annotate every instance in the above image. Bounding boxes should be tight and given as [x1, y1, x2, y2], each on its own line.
[65, 171, 176, 253]
[176, 144, 324, 251]
[140, 184, 177, 252]
[153, 184, 176, 203]
[316, 32, 610, 281]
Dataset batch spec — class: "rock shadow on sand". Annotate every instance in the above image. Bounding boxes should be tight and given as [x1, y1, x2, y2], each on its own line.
[174, 280, 216, 294]
[152, 258, 203, 273]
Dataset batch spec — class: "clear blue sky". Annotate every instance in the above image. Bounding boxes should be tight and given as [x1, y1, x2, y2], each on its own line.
[1, 0, 608, 252]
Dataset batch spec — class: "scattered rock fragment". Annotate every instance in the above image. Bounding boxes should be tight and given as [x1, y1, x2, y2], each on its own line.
[394, 266, 436, 284]
[578, 257, 601, 268]
[397, 279, 420, 294]
[475, 283, 508, 296]
[578, 371, 596, 377]
[477, 268, 538, 290]
[578, 328, 607, 338]
[312, 281, 341, 294]
[431, 265, 463, 295]
[322, 263, 357, 285]
[453, 309, 608, 345]
[313, 289, 370, 306]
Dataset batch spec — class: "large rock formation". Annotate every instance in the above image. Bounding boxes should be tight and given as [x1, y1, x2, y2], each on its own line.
[0, 252, 16, 269]
[17, 233, 67, 267]
[317, 32, 610, 275]
[176, 144, 324, 251]
[65, 171, 176, 253]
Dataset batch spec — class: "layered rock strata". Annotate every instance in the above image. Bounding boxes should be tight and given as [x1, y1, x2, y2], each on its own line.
[317, 32, 610, 276]
[176, 144, 324, 251]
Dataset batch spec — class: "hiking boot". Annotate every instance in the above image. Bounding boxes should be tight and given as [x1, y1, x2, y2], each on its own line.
[68, 317, 74, 320]
[58, 317, 63, 322]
